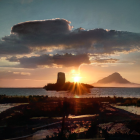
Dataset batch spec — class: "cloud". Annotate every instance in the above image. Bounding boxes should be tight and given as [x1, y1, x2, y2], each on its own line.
[0, 34, 31, 55]
[0, 71, 30, 79]
[13, 72, 31, 75]
[1, 18, 140, 70]
[0, 19, 71, 55]
[11, 19, 71, 35]
[7, 53, 90, 68]
[0, 18, 140, 56]
[92, 58, 119, 63]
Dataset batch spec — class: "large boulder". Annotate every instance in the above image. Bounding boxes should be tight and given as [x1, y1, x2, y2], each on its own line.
[57, 72, 65, 85]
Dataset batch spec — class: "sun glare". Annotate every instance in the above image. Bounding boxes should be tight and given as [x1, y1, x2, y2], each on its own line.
[73, 76, 81, 82]
[74, 95, 79, 98]
[71, 69, 76, 73]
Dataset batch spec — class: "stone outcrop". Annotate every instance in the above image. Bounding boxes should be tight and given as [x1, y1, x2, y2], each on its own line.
[44, 72, 93, 93]
[57, 72, 65, 85]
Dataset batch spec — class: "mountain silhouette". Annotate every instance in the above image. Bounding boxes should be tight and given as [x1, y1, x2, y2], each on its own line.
[97, 72, 130, 84]
[93, 72, 140, 87]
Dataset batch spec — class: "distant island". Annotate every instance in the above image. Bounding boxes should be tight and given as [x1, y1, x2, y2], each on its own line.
[44, 72, 93, 94]
[93, 72, 140, 87]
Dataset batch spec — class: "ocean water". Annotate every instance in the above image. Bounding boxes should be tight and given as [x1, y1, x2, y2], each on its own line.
[114, 105, 140, 115]
[0, 87, 140, 98]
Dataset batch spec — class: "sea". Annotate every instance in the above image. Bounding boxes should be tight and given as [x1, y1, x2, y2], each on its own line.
[0, 87, 140, 113]
[0, 87, 140, 98]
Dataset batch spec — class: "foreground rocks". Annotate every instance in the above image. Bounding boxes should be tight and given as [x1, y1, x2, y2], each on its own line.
[0, 97, 140, 140]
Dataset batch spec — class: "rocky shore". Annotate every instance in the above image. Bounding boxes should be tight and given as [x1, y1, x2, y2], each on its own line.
[0, 97, 140, 140]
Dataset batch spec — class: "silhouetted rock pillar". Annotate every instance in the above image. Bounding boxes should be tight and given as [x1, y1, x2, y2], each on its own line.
[57, 72, 65, 85]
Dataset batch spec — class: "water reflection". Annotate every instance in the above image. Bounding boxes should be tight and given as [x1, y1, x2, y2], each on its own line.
[114, 105, 140, 115]
[0, 103, 28, 113]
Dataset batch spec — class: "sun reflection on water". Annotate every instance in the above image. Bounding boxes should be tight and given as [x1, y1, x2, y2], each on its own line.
[74, 95, 80, 98]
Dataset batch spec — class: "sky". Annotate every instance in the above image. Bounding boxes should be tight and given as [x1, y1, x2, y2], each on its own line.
[0, 0, 140, 87]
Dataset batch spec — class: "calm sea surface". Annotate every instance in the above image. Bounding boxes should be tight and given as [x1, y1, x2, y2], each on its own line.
[0, 87, 140, 98]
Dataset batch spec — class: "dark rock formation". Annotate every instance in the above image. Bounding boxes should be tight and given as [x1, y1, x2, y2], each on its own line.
[44, 82, 93, 94]
[43, 72, 93, 94]
[57, 72, 65, 85]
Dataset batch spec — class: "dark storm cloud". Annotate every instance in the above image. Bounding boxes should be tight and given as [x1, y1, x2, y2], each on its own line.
[1, 18, 140, 56]
[7, 53, 90, 68]
[0, 19, 71, 55]
[0, 43, 31, 55]
[12, 19, 71, 35]
[0, 34, 31, 55]
[52, 53, 90, 67]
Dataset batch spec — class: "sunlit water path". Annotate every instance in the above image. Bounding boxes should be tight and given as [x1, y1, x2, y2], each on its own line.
[0, 87, 140, 98]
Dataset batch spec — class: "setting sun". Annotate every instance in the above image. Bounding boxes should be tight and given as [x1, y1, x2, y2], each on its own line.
[73, 76, 81, 82]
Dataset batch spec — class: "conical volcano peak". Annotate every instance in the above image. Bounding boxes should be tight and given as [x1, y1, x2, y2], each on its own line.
[113, 72, 121, 75]
[96, 72, 130, 84]
[109, 72, 122, 78]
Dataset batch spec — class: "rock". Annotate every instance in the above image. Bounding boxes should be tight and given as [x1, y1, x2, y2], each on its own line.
[57, 72, 65, 85]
